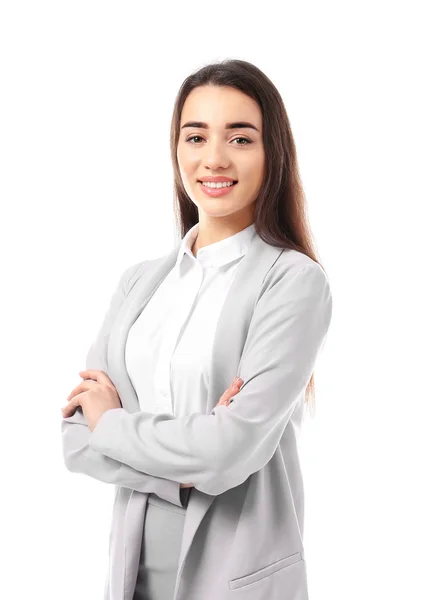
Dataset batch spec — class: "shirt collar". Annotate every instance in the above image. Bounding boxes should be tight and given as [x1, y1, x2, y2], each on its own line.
[174, 222, 257, 272]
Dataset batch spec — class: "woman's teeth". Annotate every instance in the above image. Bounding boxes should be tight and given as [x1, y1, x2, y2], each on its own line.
[200, 181, 236, 188]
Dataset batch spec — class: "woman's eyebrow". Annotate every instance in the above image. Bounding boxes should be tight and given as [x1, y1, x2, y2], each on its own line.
[181, 121, 260, 132]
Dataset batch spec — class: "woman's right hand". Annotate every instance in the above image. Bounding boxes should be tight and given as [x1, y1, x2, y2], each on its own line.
[180, 377, 244, 489]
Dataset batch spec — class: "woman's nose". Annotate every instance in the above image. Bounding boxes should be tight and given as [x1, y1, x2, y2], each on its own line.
[202, 145, 230, 169]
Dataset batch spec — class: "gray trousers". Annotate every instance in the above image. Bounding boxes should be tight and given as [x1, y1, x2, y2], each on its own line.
[132, 489, 191, 600]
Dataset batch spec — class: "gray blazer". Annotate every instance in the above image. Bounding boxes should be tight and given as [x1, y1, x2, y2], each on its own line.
[61, 232, 332, 600]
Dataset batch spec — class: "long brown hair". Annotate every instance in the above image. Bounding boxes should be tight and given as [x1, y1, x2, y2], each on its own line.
[169, 59, 327, 414]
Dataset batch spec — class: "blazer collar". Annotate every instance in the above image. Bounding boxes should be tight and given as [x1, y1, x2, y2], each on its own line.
[173, 222, 257, 272]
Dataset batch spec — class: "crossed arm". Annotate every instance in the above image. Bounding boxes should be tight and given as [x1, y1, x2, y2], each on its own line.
[61, 260, 332, 499]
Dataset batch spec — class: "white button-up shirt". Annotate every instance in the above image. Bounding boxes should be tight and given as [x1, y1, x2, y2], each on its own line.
[125, 222, 257, 417]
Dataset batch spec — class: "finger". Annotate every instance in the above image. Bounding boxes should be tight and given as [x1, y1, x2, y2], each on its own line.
[66, 379, 98, 401]
[216, 382, 242, 406]
[228, 378, 243, 395]
[220, 384, 240, 402]
[220, 394, 236, 407]
[61, 394, 82, 417]
[79, 369, 115, 389]
[224, 379, 243, 404]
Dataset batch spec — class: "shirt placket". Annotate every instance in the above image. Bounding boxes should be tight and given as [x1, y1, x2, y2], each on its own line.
[153, 264, 204, 414]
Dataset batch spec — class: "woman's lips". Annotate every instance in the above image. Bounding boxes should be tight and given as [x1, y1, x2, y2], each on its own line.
[198, 181, 238, 197]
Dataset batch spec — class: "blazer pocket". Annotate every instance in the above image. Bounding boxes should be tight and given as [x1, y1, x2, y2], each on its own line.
[228, 551, 303, 590]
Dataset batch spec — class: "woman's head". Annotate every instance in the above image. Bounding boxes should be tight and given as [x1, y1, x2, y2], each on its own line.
[170, 59, 325, 409]
[170, 59, 316, 249]
[176, 84, 265, 229]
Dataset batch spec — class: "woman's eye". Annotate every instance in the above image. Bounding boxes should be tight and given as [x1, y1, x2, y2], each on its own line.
[185, 135, 251, 145]
[186, 135, 204, 144]
[232, 137, 252, 145]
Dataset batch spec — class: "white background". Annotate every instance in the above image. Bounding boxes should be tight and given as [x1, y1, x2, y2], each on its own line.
[1, 1, 431, 598]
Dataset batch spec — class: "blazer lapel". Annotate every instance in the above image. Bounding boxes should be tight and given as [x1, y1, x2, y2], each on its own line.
[106, 246, 179, 413]
[105, 231, 284, 595]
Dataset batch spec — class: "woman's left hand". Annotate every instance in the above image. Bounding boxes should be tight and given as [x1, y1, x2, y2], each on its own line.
[61, 369, 122, 432]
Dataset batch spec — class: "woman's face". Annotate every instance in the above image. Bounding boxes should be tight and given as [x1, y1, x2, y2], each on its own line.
[177, 85, 265, 223]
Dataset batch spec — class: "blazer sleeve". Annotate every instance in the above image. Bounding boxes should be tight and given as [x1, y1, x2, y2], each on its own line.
[87, 262, 333, 496]
[60, 261, 187, 508]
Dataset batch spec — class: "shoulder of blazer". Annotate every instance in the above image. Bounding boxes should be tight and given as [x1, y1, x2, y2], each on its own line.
[121, 251, 174, 296]
[263, 247, 329, 290]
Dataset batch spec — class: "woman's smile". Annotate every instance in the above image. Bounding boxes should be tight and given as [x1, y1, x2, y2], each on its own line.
[198, 180, 238, 197]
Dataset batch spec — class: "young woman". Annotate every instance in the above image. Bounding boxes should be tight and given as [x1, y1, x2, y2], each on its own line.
[61, 59, 333, 600]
